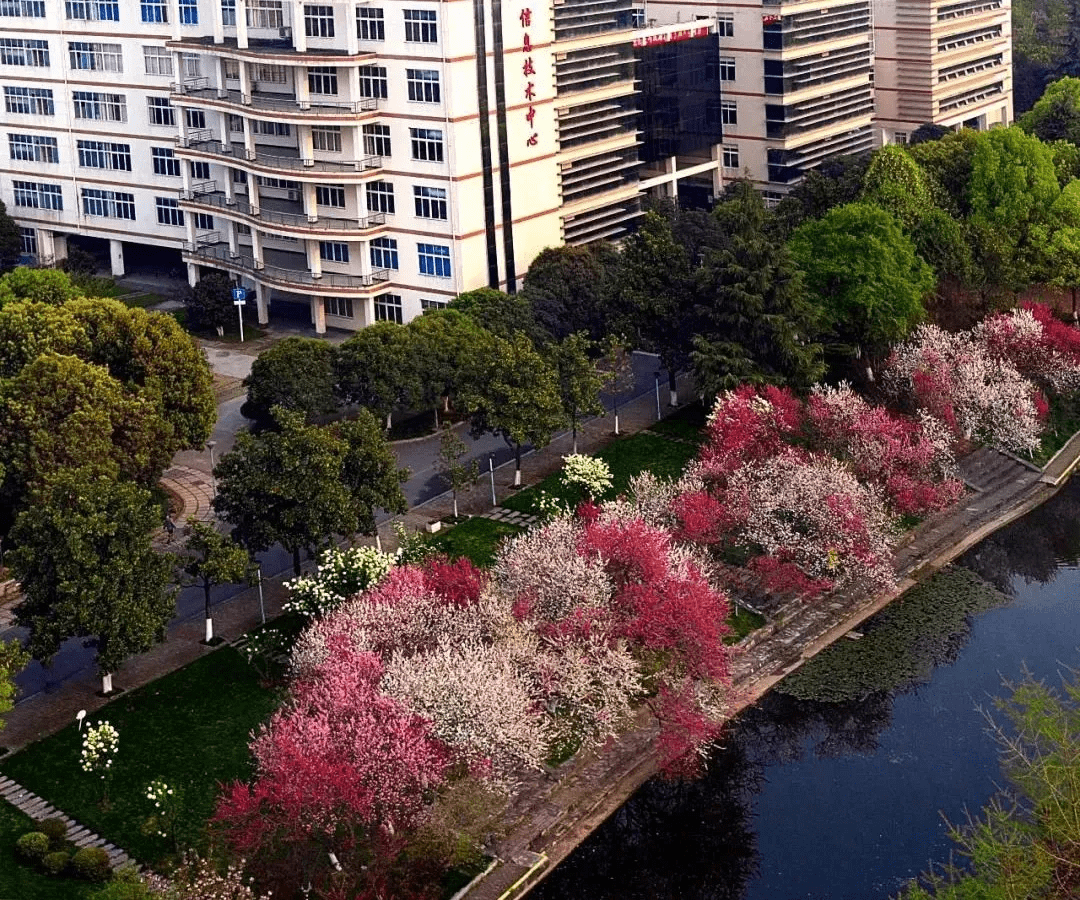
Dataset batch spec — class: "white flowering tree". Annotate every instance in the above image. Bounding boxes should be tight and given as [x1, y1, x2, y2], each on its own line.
[81, 721, 119, 804]
[283, 545, 395, 621]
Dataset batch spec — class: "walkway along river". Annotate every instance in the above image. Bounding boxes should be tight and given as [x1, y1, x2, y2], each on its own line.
[463, 434, 1080, 900]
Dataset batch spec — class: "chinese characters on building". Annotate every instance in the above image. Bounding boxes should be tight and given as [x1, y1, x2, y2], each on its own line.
[520, 6, 538, 147]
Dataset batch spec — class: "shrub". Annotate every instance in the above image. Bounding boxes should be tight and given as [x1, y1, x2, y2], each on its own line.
[89, 867, 154, 900]
[36, 816, 68, 848]
[42, 850, 70, 876]
[71, 846, 113, 882]
[14, 830, 49, 864]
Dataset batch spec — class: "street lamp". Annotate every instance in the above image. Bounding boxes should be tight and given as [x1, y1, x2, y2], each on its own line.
[206, 440, 217, 497]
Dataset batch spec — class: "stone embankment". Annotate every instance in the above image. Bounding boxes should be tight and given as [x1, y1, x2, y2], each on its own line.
[463, 436, 1080, 900]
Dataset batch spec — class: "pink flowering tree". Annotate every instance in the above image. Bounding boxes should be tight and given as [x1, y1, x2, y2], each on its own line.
[975, 303, 1080, 395]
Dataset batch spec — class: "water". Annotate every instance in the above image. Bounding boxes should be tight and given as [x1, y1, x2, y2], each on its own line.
[534, 479, 1080, 900]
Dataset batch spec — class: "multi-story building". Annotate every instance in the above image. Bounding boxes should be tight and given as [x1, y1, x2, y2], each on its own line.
[1, 0, 719, 331]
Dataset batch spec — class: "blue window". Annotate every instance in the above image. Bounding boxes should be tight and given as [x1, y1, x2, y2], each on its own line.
[418, 242, 451, 278]
[178, 0, 198, 24]
[319, 241, 349, 263]
[370, 237, 398, 271]
[141, 0, 167, 21]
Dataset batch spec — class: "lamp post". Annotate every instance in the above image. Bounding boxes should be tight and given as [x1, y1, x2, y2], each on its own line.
[256, 565, 266, 625]
[654, 371, 662, 421]
[206, 440, 217, 497]
[489, 453, 497, 507]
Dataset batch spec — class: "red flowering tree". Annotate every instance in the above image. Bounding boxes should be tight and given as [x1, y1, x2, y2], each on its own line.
[975, 303, 1080, 395]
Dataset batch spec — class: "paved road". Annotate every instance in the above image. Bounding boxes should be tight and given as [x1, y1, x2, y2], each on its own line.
[5, 351, 675, 702]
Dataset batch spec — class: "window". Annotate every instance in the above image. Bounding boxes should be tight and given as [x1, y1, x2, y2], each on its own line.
[409, 127, 443, 162]
[717, 13, 733, 37]
[143, 46, 173, 76]
[247, 0, 283, 28]
[82, 188, 135, 219]
[253, 63, 286, 83]
[895, 132, 909, 145]
[190, 160, 210, 179]
[312, 126, 341, 152]
[356, 7, 384, 40]
[141, 0, 167, 21]
[221, 0, 235, 25]
[326, 297, 354, 318]
[719, 57, 735, 81]
[69, 42, 124, 72]
[194, 212, 214, 230]
[413, 185, 446, 220]
[420, 297, 447, 310]
[762, 191, 782, 210]
[366, 181, 394, 214]
[178, 0, 198, 24]
[404, 8, 437, 42]
[315, 184, 346, 207]
[253, 120, 291, 136]
[9, 134, 58, 163]
[151, 146, 181, 176]
[20, 227, 36, 255]
[147, 96, 175, 126]
[14, 181, 62, 210]
[66, 1, 119, 20]
[358, 65, 387, 99]
[406, 69, 440, 103]
[363, 123, 391, 157]
[156, 196, 185, 226]
[73, 91, 126, 122]
[256, 176, 300, 190]
[370, 237, 398, 270]
[185, 109, 206, 129]
[374, 292, 403, 323]
[0, 38, 50, 67]
[722, 144, 739, 169]
[78, 140, 132, 170]
[180, 53, 201, 78]
[304, 4, 334, 36]
[1, 0, 46, 16]
[232, 168, 247, 183]
[308, 66, 338, 95]
[4, 86, 54, 115]
[418, 242, 451, 277]
[227, 114, 244, 132]
[720, 100, 737, 126]
[319, 241, 349, 262]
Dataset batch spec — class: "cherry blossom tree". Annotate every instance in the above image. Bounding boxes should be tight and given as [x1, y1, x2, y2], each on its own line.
[974, 303, 1080, 394]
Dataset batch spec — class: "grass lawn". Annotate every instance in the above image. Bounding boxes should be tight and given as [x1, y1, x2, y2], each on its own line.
[0, 799, 98, 900]
[0, 648, 280, 867]
[1030, 394, 1080, 467]
[426, 518, 524, 569]
[501, 432, 699, 516]
[648, 400, 708, 444]
[725, 607, 767, 644]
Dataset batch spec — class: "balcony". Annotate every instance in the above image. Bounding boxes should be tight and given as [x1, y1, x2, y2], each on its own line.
[171, 79, 380, 121]
[176, 133, 383, 178]
[167, 34, 374, 64]
[183, 241, 391, 294]
[180, 187, 387, 236]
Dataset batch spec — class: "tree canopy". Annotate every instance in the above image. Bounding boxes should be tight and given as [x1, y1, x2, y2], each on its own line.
[522, 245, 616, 343]
[243, 336, 338, 427]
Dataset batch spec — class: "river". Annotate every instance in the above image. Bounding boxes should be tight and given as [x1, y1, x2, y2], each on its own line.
[533, 477, 1080, 900]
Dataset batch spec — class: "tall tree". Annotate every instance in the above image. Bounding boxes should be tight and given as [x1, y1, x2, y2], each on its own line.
[788, 203, 934, 372]
[242, 336, 338, 427]
[335, 407, 409, 536]
[546, 332, 607, 454]
[335, 322, 420, 428]
[0, 639, 30, 732]
[183, 272, 235, 336]
[692, 183, 824, 397]
[1020, 76, 1080, 145]
[406, 309, 486, 427]
[213, 408, 359, 575]
[0, 299, 88, 377]
[435, 424, 479, 519]
[10, 470, 176, 693]
[860, 145, 937, 231]
[0, 202, 20, 272]
[458, 333, 565, 486]
[599, 336, 636, 436]
[522, 245, 616, 343]
[0, 267, 80, 308]
[180, 521, 252, 644]
[448, 287, 540, 342]
[771, 152, 873, 238]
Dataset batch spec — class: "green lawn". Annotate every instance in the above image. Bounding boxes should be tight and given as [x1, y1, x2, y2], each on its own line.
[426, 518, 524, 569]
[648, 401, 708, 444]
[501, 432, 699, 516]
[725, 607, 767, 644]
[1030, 393, 1080, 467]
[0, 800, 98, 900]
[0, 648, 280, 867]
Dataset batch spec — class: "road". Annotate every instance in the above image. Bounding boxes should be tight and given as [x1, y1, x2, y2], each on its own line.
[4, 352, 673, 702]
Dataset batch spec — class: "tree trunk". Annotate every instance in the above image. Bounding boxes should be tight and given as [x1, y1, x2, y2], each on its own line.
[452, 492, 459, 519]
[613, 398, 620, 435]
[614, 412, 620, 435]
[1073, 286, 1077, 320]
[668, 370, 678, 408]
[433, 406, 439, 429]
[443, 395, 450, 413]
[514, 445, 522, 487]
[203, 582, 213, 642]
[385, 412, 392, 430]
[101, 673, 113, 695]
[572, 423, 578, 455]
[375, 532, 382, 552]
[205, 617, 214, 643]
[292, 546, 302, 576]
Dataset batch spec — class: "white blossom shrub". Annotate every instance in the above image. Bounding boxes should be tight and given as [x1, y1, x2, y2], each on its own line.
[80, 721, 119, 778]
[560, 454, 614, 501]
[283, 545, 395, 620]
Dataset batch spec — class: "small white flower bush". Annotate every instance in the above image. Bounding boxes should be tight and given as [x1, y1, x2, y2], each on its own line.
[284, 546, 394, 620]
[561, 454, 613, 501]
[81, 722, 119, 778]
[145, 779, 177, 838]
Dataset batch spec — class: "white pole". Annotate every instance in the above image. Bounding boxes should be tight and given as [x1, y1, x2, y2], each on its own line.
[256, 566, 265, 625]
[101, 673, 113, 695]
[237, 301, 245, 343]
[489, 456, 496, 506]
[205, 617, 214, 643]
[655, 374, 661, 421]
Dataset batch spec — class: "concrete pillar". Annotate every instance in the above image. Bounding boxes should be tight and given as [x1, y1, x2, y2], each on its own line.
[711, 144, 724, 198]
[293, 0, 307, 52]
[252, 278, 268, 324]
[212, 0, 224, 42]
[38, 229, 57, 265]
[307, 238, 322, 277]
[169, 0, 181, 41]
[299, 124, 314, 165]
[228, 219, 239, 254]
[236, 0, 249, 48]
[239, 59, 252, 103]
[251, 229, 263, 266]
[248, 176, 260, 214]
[344, 0, 358, 54]
[304, 182, 318, 221]
[312, 296, 326, 333]
[109, 240, 125, 277]
[187, 262, 199, 286]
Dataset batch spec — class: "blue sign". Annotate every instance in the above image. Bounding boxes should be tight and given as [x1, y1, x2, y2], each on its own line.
[231, 287, 247, 302]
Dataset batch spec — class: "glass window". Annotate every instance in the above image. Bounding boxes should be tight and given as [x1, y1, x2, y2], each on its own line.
[194, 212, 214, 230]
[190, 160, 210, 180]
[315, 184, 346, 207]
[413, 185, 446, 220]
[20, 226, 37, 255]
[73, 91, 127, 122]
[717, 13, 733, 37]
[358, 65, 387, 99]
[370, 237, 398, 271]
[9, 134, 58, 163]
[304, 4, 334, 36]
[326, 297, 354, 318]
[180, 52, 201, 78]
[254, 120, 291, 135]
[78, 140, 132, 170]
[418, 242, 451, 277]
[1, 0, 46, 16]
[409, 127, 443, 162]
[720, 100, 737, 126]
[319, 241, 349, 262]
[81, 188, 135, 218]
[14, 181, 63, 210]
[221, 0, 235, 25]
[363, 123, 391, 157]
[141, 0, 167, 21]
[308, 66, 338, 95]
[3, 85, 54, 115]
[68, 42, 123, 72]
[156, 196, 185, 226]
[143, 46, 173, 75]
[65, 1, 120, 21]
[719, 57, 735, 81]
[366, 181, 394, 214]
[247, 0, 283, 28]
[0, 38, 50, 66]
[253, 63, 287, 83]
[374, 293, 403, 323]
[178, 0, 198, 24]
[151, 146, 181, 176]
[356, 7, 383, 40]
[406, 69, 440, 103]
[312, 126, 341, 152]
[420, 297, 447, 310]
[147, 96, 175, 126]
[404, 8, 437, 42]
[722, 144, 739, 169]
[185, 109, 206, 129]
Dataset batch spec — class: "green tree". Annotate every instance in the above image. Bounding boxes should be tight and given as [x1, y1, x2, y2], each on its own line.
[213, 407, 358, 575]
[1022, 75, 1080, 145]
[599, 335, 636, 436]
[907, 129, 981, 218]
[242, 336, 338, 427]
[459, 332, 565, 487]
[435, 424, 479, 520]
[180, 521, 252, 644]
[861, 145, 936, 231]
[0, 202, 20, 272]
[692, 182, 824, 398]
[0, 267, 80, 308]
[0, 299, 88, 377]
[10, 470, 176, 692]
[546, 332, 607, 454]
[406, 309, 486, 428]
[521, 245, 616, 343]
[184, 272, 235, 335]
[335, 321, 420, 427]
[772, 152, 873, 237]
[335, 407, 408, 536]
[0, 639, 30, 732]
[448, 287, 540, 342]
[788, 203, 934, 369]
